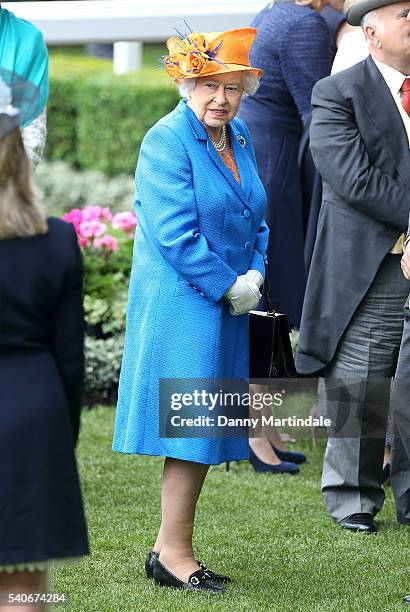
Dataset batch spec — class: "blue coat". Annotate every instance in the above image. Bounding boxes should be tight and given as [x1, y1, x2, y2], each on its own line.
[112, 99, 268, 465]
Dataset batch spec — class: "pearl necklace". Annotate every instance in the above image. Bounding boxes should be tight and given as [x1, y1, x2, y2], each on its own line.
[210, 125, 227, 152]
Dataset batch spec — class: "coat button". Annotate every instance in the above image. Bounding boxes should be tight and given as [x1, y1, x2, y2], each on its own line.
[244, 241, 251, 251]
[243, 209, 251, 219]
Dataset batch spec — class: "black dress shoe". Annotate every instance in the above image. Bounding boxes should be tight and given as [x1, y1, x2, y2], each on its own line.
[152, 557, 225, 593]
[404, 594, 410, 604]
[197, 560, 232, 584]
[145, 549, 158, 579]
[338, 513, 377, 533]
[145, 550, 232, 584]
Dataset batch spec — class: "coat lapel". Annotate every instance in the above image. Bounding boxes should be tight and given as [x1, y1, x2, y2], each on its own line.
[360, 56, 410, 188]
[179, 100, 253, 208]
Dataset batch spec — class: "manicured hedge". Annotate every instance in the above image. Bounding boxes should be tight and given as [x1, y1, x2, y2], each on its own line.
[46, 57, 179, 176]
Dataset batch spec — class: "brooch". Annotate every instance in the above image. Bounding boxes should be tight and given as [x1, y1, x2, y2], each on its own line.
[236, 134, 246, 147]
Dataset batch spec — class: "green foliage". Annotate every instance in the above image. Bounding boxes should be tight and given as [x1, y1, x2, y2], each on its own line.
[82, 232, 132, 336]
[36, 161, 135, 215]
[46, 54, 179, 175]
[47, 74, 79, 165]
[61, 204, 135, 404]
[84, 337, 124, 407]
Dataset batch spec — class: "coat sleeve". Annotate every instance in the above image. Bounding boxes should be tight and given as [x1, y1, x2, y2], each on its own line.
[135, 123, 238, 302]
[50, 225, 85, 446]
[310, 77, 410, 233]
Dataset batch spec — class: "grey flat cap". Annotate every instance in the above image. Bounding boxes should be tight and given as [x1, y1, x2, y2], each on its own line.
[346, 0, 404, 25]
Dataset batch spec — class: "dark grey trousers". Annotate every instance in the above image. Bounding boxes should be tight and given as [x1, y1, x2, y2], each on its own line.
[320, 255, 409, 522]
[391, 296, 410, 523]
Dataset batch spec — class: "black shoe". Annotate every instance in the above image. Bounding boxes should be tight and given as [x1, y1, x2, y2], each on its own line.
[145, 550, 231, 584]
[197, 560, 232, 584]
[338, 513, 377, 533]
[152, 557, 225, 593]
[404, 594, 410, 604]
[145, 549, 158, 579]
[270, 444, 307, 465]
[249, 447, 299, 474]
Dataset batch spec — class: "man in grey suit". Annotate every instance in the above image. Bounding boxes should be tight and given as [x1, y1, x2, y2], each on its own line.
[296, 0, 410, 533]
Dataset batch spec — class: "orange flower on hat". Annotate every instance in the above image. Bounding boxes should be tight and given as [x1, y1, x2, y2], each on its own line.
[164, 31, 223, 79]
[163, 28, 262, 80]
[183, 50, 209, 75]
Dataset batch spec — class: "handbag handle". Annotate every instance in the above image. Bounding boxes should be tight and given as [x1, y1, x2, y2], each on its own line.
[263, 262, 276, 316]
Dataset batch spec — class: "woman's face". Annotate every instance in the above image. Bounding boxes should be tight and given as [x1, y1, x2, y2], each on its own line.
[187, 71, 244, 133]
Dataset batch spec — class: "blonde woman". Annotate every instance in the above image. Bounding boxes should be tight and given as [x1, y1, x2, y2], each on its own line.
[0, 70, 88, 611]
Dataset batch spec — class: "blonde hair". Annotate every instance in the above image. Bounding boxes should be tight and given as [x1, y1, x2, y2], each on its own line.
[296, 0, 325, 10]
[0, 127, 47, 240]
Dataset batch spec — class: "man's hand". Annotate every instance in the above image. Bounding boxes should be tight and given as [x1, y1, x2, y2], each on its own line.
[401, 243, 410, 279]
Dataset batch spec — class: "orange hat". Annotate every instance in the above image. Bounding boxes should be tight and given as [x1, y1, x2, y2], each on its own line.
[164, 28, 262, 80]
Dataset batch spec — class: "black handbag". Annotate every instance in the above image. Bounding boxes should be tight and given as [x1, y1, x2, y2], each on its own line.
[249, 264, 297, 378]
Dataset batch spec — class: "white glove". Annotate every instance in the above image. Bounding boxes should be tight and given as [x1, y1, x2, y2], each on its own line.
[225, 271, 262, 316]
[245, 269, 264, 289]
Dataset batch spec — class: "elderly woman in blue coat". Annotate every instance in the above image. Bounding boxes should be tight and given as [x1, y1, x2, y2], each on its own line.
[112, 28, 268, 594]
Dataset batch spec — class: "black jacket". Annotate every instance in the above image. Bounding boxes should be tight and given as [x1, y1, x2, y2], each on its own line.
[297, 56, 410, 374]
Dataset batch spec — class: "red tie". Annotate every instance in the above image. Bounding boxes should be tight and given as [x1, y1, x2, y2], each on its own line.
[401, 77, 410, 116]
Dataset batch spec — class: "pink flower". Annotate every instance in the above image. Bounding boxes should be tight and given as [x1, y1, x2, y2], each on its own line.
[82, 205, 113, 222]
[112, 212, 138, 234]
[78, 236, 89, 248]
[63, 208, 83, 231]
[101, 207, 113, 221]
[79, 220, 107, 239]
[93, 234, 118, 251]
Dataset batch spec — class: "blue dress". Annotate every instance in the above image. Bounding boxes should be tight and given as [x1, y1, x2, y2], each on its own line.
[239, 2, 331, 327]
[112, 100, 269, 465]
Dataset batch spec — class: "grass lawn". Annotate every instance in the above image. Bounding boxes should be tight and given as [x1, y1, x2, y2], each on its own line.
[53, 407, 410, 612]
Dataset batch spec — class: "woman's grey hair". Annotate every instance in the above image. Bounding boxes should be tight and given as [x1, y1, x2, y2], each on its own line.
[177, 72, 260, 99]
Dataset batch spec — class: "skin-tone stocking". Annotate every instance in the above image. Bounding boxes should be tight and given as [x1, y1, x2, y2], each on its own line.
[248, 384, 283, 464]
[153, 458, 209, 582]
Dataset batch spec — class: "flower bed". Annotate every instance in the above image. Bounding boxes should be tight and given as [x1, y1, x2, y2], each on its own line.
[63, 205, 136, 406]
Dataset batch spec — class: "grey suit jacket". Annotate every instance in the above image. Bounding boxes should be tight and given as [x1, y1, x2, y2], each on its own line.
[296, 56, 410, 375]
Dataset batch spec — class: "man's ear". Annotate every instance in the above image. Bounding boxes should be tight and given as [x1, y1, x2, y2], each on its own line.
[365, 25, 382, 48]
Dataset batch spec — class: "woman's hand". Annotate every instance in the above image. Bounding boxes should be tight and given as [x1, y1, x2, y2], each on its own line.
[401, 243, 410, 280]
[245, 269, 264, 289]
[224, 272, 262, 316]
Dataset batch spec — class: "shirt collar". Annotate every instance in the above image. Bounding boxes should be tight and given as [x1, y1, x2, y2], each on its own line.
[373, 58, 410, 95]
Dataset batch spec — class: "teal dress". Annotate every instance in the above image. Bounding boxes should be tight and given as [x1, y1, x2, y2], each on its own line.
[0, 7, 48, 124]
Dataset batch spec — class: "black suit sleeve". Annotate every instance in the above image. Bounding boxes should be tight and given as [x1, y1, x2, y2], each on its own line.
[310, 77, 410, 233]
[51, 226, 85, 446]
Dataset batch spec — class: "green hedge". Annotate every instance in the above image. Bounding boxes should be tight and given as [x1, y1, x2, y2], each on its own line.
[46, 57, 179, 176]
